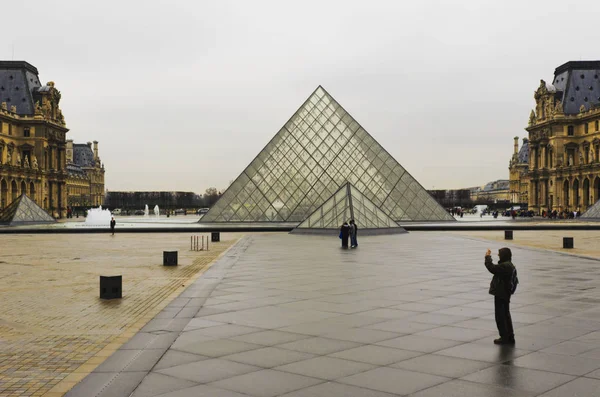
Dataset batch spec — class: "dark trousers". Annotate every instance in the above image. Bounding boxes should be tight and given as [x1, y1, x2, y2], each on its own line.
[351, 235, 358, 247]
[494, 296, 514, 339]
[341, 236, 349, 248]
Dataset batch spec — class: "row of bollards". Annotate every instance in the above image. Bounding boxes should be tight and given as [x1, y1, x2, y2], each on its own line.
[100, 233, 222, 300]
[191, 235, 209, 251]
[504, 230, 574, 249]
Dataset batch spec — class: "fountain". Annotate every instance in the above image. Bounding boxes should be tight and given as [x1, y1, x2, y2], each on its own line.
[154, 205, 160, 218]
[144, 204, 149, 217]
[85, 206, 112, 226]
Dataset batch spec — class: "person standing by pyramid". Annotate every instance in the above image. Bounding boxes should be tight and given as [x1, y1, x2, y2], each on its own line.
[349, 219, 358, 248]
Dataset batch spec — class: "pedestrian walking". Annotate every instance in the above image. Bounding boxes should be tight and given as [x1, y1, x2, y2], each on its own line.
[339, 222, 350, 248]
[110, 216, 116, 236]
[349, 219, 358, 248]
[485, 247, 518, 345]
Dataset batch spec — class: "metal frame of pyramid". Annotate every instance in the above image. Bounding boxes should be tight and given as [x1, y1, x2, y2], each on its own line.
[201, 86, 454, 224]
[0, 193, 56, 226]
[291, 182, 407, 235]
[581, 199, 600, 219]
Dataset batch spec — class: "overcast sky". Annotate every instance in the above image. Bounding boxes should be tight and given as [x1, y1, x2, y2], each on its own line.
[4, 1, 599, 193]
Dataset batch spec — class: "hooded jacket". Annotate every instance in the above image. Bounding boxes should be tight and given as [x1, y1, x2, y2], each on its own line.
[485, 248, 516, 300]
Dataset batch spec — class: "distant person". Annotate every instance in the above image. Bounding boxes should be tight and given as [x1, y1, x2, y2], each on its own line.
[110, 216, 116, 236]
[349, 219, 358, 248]
[339, 222, 350, 248]
[485, 247, 518, 345]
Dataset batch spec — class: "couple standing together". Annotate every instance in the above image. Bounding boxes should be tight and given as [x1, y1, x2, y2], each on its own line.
[340, 220, 358, 248]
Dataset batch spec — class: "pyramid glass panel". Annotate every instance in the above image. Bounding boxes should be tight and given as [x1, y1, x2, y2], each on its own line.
[202, 86, 454, 223]
[582, 199, 600, 219]
[294, 182, 405, 234]
[0, 194, 56, 225]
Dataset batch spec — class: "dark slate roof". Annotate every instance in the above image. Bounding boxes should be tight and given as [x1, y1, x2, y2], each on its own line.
[0, 61, 42, 115]
[551, 61, 600, 114]
[73, 144, 95, 167]
[67, 162, 86, 177]
[518, 139, 529, 164]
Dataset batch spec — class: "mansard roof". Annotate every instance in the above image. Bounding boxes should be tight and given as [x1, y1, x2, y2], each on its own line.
[550, 61, 600, 114]
[73, 144, 95, 167]
[0, 61, 43, 115]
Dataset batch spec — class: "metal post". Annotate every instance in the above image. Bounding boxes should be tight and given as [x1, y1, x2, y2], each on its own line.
[190, 235, 192, 251]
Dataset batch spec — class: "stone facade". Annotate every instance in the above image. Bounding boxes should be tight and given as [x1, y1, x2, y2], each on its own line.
[66, 140, 105, 208]
[0, 61, 68, 218]
[510, 61, 600, 213]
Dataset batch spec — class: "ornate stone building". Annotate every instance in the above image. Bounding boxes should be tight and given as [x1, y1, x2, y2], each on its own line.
[510, 61, 600, 213]
[0, 61, 68, 218]
[66, 140, 105, 208]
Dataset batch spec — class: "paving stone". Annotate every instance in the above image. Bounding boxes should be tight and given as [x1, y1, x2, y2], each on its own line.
[277, 337, 361, 355]
[223, 347, 315, 368]
[130, 372, 198, 397]
[377, 335, 464, 353]
[511, 351, 600, 376]
[338, 367, 448, 395]
[280, 381, 396, 396]
[538, 377, 600, 397]
[210, 369, 323, 397]
[153, 350, 209, 371]
[156, 358, 260, 383]
[407, 379, 536, 397]
[461, 364, 574, 394]
[229, 330, 310, 346]
[391, 354, 494, 378]
[275, 356, 376, 380]
[329, 344, 423, 365]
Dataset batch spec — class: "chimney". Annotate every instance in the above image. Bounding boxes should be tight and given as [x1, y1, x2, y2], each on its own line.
[514, 136, 519, 154]
[66, 139, 73, 163]
[93, 140, 98, 160]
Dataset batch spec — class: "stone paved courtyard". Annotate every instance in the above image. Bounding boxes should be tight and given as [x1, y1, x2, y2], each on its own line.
[61, 231, 600, 397]
[0, 233, 241, 397]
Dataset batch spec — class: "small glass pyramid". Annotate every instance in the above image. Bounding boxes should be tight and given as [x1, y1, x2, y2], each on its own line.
[202, 86, 454, 223]
[292, 182, 406, 235]
[581, 199, 600, 219]
[0, 194, 56, 225]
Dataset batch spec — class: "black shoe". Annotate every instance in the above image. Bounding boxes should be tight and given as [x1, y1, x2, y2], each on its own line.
[494, 337, 515, 345]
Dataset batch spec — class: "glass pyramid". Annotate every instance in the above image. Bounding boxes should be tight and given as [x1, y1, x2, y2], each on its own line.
[581, 199, 600, 219]
[0, 194, 56, 225]
[292, 182, 405, 234]
[202, 86, 454, 223]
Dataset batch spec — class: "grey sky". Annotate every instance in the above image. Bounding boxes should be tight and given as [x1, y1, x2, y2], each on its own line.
[4, 0, 599, 193]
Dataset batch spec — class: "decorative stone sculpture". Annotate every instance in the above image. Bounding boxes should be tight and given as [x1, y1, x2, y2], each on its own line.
[568, 154, 573, 166]
[555, 100, 563, 114]
[529, 110, 536, 126]
[24, 156, 29, 168]
[6, 151, 12, 165]
[10, 105, 16, 113]
[16, 153, 21, 167]
[1, 102, 7, 111]
[580, 104, 587, 113]
[579, 151, 584, 165]
[591, 147, 596, 163]
[32, 155, 38, 170]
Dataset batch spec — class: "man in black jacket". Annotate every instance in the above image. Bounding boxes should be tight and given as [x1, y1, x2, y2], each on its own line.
[485, 247, 516, 345]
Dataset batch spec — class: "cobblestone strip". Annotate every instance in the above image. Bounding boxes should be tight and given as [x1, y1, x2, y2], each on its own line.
[0, 235, 241, 397]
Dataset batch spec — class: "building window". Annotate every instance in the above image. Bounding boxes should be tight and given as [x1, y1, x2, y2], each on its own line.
[585, 123, 589, 134]
[596, 120, 599, 131]
[24, 127, 30, 137]
[8, 124, 12, 135]
[568, 126, 574, 136]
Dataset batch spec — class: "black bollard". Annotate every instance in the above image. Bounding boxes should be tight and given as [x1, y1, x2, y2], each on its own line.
[504, 230, 513, 240]
[211, 232, 220, 242]
[563, 237, 574, 249]
[163, 251, 178, 266]
[100, 276, 122, 299]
